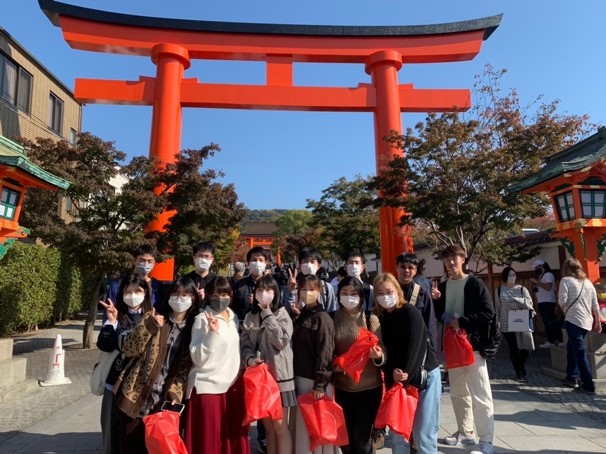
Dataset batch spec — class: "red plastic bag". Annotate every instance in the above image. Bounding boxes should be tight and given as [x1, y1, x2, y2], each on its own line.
[333, 327, 379, 383]
[443, 326, 475, 369]
[143, 410, 187, 454]
[243, 363, 283, 425]
[374, 383, 418, 441]
[297, 392, 349, 450]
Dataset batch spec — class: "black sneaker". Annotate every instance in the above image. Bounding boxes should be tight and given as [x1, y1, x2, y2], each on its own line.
[562, 377, 579, 389]
[370, 428, 385, 452]
[516, 373, 527, 382]
[574, 387, 596, 395]
[257, 439, 267, 454]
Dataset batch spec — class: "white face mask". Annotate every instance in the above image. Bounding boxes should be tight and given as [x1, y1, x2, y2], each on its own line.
[255, 290, 275, 307]
[346, 264, 362, 278]
[340, 295, 360, 310]
[249, 261, 266, 276]
[168, 296, 192, 313]
[507, 275, 516, 284]
[377, 294, 398, 309]
[123, 293, 145, 308]
[194, 257, 212, 272]
[301, 262, 318, 276]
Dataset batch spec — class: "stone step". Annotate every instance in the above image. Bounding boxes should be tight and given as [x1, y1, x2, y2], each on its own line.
[0, 339, 13, 362]
[0, 379, 39, 403]
[0, 356, 27, 388]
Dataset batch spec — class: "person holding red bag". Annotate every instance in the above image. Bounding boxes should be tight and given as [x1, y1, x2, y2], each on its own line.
[291, 273, 336, 454]
[333, 276, 385, 454]
[374, 273, 441, 454]
[241, 275, 296, 454]
[432, 245, 495, 454]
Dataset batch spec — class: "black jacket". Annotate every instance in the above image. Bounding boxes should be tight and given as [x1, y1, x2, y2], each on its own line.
[435, 275, 495, 351]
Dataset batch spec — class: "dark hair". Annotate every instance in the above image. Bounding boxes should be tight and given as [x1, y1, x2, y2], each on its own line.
[159, 277, 201, 319]
[541, 261, 552, 273]
[396, 252, 420, 267]
[441, 245, 465, 259]
[206, 276, 233, 298]
[192, 241, 215, 256]
[252, 275, 281, 313]
[297, 274, 322, 295]
[247, 246, 269, 263]
[133, 244, 156, 259]
[299, 246, 322, 263]
[336, 266, 348, 278]
[417, 258, 426, 275]
[337, 276, 365, 312]
[501, 266, 515, 283]
[116, 275, 153, 325]
[346, 251, 365, 264]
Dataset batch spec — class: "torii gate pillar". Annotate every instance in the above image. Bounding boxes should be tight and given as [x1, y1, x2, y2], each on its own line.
[147, 44, 190, 278]
[366, 50, 412, 270]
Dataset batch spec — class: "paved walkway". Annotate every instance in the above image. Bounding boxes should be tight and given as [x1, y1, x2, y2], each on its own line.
[0, 315, 605, 453]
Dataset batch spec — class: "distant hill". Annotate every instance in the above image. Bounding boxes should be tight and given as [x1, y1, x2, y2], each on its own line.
[243, 209, 291, 224]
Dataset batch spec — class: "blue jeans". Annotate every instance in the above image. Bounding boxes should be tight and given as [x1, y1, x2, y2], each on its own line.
[564, 321, 595, 392]
[390, 367, 441, 454]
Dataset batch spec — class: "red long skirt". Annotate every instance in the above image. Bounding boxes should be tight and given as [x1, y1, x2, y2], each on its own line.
[184, 375, 250, 454]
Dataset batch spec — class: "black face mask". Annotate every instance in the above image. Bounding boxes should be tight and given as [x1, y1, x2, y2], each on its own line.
[535, 268, 543, 276]
[209, 296, 230, 313]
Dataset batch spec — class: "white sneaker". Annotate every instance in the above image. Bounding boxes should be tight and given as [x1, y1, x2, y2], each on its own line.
[471, 441, 495, 454]
[539, 341, 554, 348]
[443, 431, 476, 446]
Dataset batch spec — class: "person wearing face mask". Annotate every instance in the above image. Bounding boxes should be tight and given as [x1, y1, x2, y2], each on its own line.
[291, 274, 336, 454]
[115, 277, 200, 452]
[529, 259, 561, 348]
[345, 252, 375, 312]
[184, 241, 217, 306]
[101, 245, 162, 323]
[374, 273, 441, 454]
[333, 276, 385, 454]
[284, 247, 338, 315]
[233, 246, 271, 324]
[97, 275, 153, 454]
[241, 276, 295, 454]
[495, 267, 535, 382]
[185, 277, 250, 454]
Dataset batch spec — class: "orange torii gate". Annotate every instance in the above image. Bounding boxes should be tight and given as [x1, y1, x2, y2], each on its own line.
[40, 0, 501, 280]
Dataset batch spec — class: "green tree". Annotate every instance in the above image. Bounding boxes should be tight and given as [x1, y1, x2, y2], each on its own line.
[273, 210, 318, 263]
[370, 65, 591, 269]
[307, 175, 380, 268]
[20, 135, 243, 347]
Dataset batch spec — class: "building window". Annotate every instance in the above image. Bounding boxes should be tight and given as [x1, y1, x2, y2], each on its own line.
[555, 191, 576, 222]
[0, 52, 32, 114]
[580, 190, 606, 218]
[0, 187, 20, 220]
[49, 92, 64, 135]
[69, 128, 78, 145]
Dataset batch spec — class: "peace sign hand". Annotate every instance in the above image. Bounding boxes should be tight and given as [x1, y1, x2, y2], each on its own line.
[99, 298, 118, 324]
[430, 280, 441, 300]
[287, 267, 298, 292]
[207, 312, 219, 333]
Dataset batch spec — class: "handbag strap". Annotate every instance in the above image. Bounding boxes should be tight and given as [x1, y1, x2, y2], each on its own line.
[419, 339, 429, 371]
[563, 280, 585, 315]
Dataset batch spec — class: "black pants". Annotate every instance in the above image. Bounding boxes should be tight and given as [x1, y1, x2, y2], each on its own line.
[539, 302, 563, 343]
[335, 385, 383, 454]
[118, 411, 147, 454]
[503, 332, 530, 377]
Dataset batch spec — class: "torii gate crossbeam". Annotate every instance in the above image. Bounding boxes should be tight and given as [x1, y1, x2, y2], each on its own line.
[39, 0, 501, 279]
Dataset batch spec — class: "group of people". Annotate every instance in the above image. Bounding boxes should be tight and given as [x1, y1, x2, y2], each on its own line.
[496, 258, 602, 394]
[96, 239, 601, 454]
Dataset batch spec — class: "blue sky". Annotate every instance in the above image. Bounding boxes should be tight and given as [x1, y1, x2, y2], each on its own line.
[4, 1, 606, 209]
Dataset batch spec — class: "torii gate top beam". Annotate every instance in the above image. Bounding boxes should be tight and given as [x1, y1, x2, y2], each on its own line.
[39, 0, 501, 64]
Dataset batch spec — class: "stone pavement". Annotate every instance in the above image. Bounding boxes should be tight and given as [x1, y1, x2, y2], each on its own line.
[0, 315, 604, 453]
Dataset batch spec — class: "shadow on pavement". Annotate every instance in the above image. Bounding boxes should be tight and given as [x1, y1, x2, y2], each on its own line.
[0, 431, 101, 453]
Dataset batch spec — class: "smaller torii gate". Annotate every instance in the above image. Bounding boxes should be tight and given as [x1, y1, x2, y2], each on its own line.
[40, 0, 501, 279]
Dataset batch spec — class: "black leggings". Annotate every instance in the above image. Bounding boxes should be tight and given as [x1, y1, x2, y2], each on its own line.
[334, 385, 383, 454]
[503, 332, 530, 376]
[539, 302, 563, 343]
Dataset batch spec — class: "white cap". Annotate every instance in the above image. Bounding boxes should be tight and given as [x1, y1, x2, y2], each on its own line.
[532, 259, 545, 269]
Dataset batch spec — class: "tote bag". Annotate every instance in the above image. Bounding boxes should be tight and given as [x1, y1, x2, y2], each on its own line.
[507, 310, 532, 332]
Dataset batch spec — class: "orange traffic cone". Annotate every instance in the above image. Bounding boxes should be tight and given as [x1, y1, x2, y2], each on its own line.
[39, 334, 72, 386]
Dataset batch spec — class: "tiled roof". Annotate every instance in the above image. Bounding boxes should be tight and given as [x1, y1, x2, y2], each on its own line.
[0, 136, 70, 190]
[510, 128, 606, 193]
